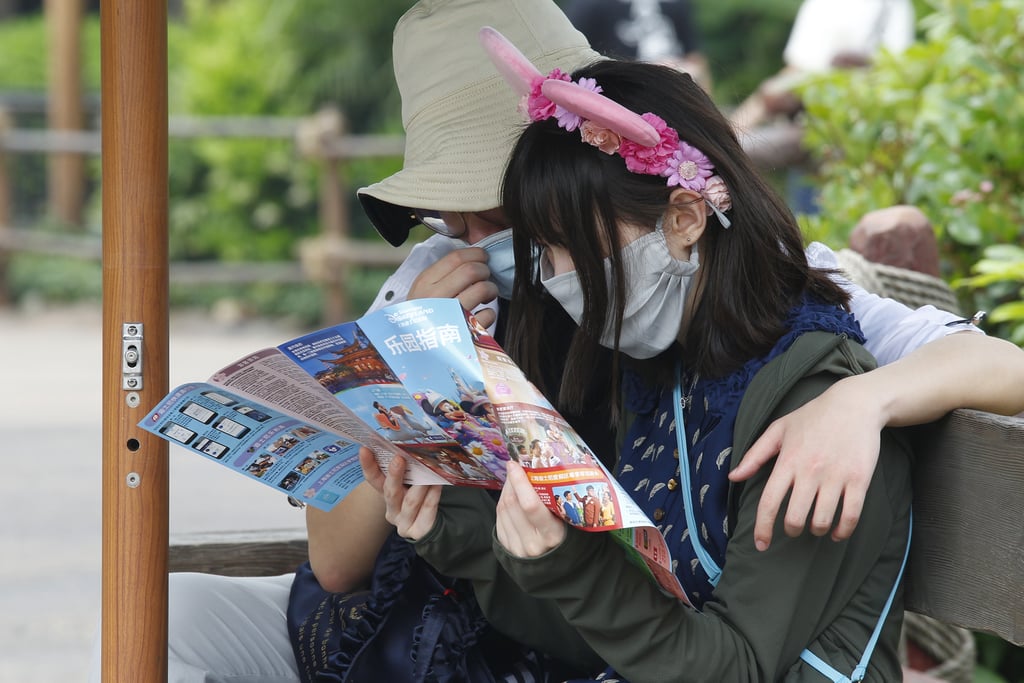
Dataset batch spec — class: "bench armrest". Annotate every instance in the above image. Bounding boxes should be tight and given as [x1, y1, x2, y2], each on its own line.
[168, 528, 307, 576]
[906, 408, 1024, 645]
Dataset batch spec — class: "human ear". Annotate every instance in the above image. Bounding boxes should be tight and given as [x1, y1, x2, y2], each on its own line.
[661, 188, 706, 260]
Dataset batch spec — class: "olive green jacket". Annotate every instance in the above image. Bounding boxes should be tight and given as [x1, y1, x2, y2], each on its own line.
[415, 332, 913, 682]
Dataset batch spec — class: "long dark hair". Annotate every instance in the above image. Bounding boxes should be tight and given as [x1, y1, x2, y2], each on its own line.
[503, 60, 849, 415]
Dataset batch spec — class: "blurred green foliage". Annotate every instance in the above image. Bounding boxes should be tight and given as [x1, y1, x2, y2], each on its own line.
[957, 244, 1024, 345]
[5, 0, 1018, 340]
[691, 0, 802, 105]
[0, 16, 92, 222]
[799, 0, 1024, 343]
[0, 1, 799, 318]
[0, 2, 408, 317]
[0, 13, 101, 88]
[7, 252, 101, 303]
[167, 0, 407, 267]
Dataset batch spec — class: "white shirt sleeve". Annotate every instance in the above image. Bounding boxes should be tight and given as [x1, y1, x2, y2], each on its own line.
[783, 0, 914, 73]
[366, 233, 500, 333]
[366, 234, 457, 313]
[806, 242, 982, 366]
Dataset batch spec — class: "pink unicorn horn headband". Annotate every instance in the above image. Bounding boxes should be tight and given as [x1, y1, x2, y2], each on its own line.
[478, 26, 732, 228]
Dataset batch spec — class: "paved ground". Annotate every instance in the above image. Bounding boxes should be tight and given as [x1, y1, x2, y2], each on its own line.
[0, 303, 307, 682]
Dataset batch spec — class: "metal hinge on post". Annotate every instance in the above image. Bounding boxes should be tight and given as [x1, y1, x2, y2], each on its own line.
[122, 323, 143, 407]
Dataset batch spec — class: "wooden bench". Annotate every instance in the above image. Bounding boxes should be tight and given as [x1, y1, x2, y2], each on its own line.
[906, 408, 1024, 645]
[167, 406, 1024, 638]
[168, 528, 308, 577]
[168, 252, 1024, 682]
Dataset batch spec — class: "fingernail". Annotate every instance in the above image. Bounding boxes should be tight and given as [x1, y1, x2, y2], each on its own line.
[755, 540, 768, 552]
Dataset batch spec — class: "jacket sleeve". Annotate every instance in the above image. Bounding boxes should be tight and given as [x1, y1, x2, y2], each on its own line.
[493, 348, 912, 682]
[414, 486, 604, 672]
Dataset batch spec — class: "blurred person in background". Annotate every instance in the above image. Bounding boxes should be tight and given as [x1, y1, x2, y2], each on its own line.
[564, 0, 712, 90]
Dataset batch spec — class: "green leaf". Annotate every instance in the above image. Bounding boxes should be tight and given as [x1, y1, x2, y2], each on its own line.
[972, 666, 1009, 683]
[989, 301, 1024, 324]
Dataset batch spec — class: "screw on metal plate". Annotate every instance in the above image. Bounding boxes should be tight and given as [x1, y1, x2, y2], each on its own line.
[122, 322, 143, 391]
[126, 472, 141, 488]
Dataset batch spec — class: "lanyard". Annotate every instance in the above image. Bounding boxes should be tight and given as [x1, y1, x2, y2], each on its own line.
[672, 367, 722, 586]
[672, 363, 911, 680]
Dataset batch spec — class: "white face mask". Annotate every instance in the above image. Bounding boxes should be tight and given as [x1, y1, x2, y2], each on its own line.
[540, 229, 700, 359]
[451, 228, 515, 300]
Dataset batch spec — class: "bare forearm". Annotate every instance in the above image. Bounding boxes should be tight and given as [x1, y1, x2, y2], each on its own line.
[849, 332, 1024, 427]
[305, 481, 392, 592]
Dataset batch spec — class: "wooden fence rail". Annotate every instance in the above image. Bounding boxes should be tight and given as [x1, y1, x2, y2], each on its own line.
[0, 108, 410, 319]
[0, 105, 801, 317]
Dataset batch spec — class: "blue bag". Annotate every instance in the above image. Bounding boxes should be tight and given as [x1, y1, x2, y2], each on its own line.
[287, 532, 546, 683]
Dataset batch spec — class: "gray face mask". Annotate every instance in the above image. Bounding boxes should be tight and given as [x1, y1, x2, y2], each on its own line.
[539, 229, 700, 359]
[451, 228, 516, 300]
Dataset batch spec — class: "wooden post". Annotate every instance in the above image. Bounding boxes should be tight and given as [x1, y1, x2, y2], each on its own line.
[318, 108, 349, 323]
[0, 107, 11, 305]
[46, 0, 86, 226]
[100, 0, 169, 680]
[297, 107, 350, 323]
[321, 192, 351, 319]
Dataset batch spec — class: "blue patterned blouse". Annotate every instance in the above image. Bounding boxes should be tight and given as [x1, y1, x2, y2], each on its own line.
[616, 297, 864, 608]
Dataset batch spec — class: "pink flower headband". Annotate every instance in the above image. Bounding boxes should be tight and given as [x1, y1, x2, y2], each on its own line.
[479, 26, 732, 228]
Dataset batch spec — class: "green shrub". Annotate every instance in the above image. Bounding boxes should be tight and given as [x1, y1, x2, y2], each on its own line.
[956, 244, 1024, 345]
[798, 0, 1024, 339]
[0, 2, 406, 320]
[692, 0, 803, 105]
[0, 14, 101, 89]
[166, 0, 411, 267]
[7, 252, 101, 303]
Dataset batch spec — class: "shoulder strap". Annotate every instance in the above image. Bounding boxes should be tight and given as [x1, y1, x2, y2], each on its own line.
[672, 368, 722, 586]
[800, 512, 913, 682]
[674, 350, 912, 678]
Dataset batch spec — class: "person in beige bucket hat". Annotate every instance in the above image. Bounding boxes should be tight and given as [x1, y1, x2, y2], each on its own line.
[357, 0, 599, 247]
[352, 0, 1017, 574]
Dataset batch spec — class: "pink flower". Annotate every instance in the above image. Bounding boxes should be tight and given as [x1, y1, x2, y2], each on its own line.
[979, 180, 994, 193]
[553, 77, 603, 131]
[580, 120, 622, 154]
[617, 113, 680, 175]
[702, 175, 732, 212]
[526, 69, 571, 122]
[517, 94, 531, 119]
[664, 141, 714, 191]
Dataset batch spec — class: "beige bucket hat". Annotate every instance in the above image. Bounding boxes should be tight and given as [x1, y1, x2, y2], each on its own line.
[357, 0, 599, 246]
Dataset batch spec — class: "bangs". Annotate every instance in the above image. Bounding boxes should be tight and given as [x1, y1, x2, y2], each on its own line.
[503, 122, 587, 250]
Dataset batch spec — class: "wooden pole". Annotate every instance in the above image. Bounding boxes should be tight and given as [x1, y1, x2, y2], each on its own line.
[100, 0, 169, 680]
[309, 107, 350, 323]
[46, 0, 85, 226]
[0, 107, 11, 305]
[320, 156, 350, 323]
